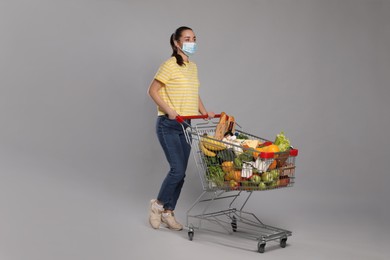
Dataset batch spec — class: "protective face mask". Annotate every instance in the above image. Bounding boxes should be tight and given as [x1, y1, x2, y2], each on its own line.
[181, 42, 197, 56]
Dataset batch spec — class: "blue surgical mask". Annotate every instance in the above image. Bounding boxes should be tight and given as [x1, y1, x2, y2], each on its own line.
[181, 42, 197, 56]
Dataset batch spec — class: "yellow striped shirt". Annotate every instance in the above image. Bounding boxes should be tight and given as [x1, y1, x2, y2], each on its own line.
[154, 57, 199, 116]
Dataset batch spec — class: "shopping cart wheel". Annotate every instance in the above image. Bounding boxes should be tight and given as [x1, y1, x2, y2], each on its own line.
[231, 216, 237, 232]
[188, 231, 194, 241]
[257, 242, 266, 253]
[188, 227, 194, 241]
[280, 238, 287, 248]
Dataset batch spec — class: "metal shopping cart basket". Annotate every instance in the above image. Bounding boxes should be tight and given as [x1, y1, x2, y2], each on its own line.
[177, 114, 298, 253]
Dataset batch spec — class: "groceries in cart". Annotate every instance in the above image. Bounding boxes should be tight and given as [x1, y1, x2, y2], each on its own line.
[182, 112, 298, 252]
[198, 112, 298, 191]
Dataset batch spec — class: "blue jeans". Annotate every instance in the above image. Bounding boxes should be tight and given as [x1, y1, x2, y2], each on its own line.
[156, 115, 192, 211]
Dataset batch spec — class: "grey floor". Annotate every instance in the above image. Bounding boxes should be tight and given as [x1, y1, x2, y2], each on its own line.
[1, 156, 387, 260]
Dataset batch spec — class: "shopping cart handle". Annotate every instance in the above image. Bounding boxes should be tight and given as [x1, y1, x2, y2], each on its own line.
[176, 114, 222, 123]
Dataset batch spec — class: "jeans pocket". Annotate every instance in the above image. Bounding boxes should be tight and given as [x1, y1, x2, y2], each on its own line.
[159, 115, 179, 128]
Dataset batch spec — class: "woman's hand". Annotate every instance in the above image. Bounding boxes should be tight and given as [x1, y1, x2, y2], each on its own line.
[206, 111, 216, 119]
[167, 110, 179, 120]
[201, 111, 215, 120]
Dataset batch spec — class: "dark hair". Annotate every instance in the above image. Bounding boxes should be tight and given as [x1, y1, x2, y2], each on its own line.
[170, 26, 193, 66]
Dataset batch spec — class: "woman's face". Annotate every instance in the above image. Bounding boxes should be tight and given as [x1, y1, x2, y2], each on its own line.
[177, 29, 196, 48]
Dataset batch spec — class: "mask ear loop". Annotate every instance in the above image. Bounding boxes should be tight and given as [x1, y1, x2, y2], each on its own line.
[174, 39, 185, 55]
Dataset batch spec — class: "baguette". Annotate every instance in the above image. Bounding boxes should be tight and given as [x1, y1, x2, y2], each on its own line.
[214, 112, 227, 140]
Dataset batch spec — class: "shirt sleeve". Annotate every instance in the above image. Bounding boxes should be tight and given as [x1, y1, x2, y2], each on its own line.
[154, 60, 172, 85]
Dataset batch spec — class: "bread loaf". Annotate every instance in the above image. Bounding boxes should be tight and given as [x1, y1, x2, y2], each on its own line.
[214, 112, 227, 140]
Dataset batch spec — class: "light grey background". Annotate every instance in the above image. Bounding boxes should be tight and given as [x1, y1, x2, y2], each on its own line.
[1, 0, 389, 259]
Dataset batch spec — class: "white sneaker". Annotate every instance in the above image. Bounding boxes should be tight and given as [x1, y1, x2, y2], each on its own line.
[149, 199, 163, 229]
[161, 212, 183, 231]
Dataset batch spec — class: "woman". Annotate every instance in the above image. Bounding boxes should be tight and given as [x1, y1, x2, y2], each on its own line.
[147, 26, 214, 230]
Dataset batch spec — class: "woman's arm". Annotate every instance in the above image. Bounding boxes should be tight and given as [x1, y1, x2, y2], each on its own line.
[147, 79, 178, 119]
[198, 96, 215, 118]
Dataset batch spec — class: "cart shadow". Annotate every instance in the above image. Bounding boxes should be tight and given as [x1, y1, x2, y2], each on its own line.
[182, 228, 290, 253]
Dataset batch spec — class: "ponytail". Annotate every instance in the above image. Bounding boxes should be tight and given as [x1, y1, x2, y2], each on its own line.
[170, 33, 185, 66]
[170, 26, 193, 67]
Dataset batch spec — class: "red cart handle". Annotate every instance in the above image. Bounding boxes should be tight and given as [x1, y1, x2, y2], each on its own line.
[176, 114, 222, 123]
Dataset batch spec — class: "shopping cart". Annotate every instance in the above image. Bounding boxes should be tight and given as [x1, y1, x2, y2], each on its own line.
[176, 114, 298, 253]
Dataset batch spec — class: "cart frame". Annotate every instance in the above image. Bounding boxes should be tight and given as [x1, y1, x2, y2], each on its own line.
[177, 114, 298, 253]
